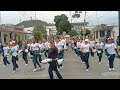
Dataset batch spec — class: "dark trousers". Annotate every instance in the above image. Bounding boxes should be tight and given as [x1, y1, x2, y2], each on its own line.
[74, 49, 77, 54]
[45, 50, 48, 57]
[3, 57, 10, 66]
[90, 48, 94, 57]
[38, 54, 42, 63]
[58, 50, 64, 68]
[48, 60, 63, 79]
[22, 52, 28, 64]
[108, 54, 115, 68]
[12, 56, 19, 71]
[97, 51, 103, 62]
[33, 54, 41, 69]
[80, 52, 84, 62]
[77, 48, 80, 57]
[83, 52, 90, 69]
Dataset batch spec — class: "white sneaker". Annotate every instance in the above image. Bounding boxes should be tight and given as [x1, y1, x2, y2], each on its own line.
[3, 65, 6, 67]
[99, 62, 101, 64]
[7, 64, 10, 66]
[37, 67, 42, 70]
[112, 68, 115, 71]
[60, 66, 63, 70]
[24, 64, 28, 66]
[82, 62, 85, 64]
[86, 69, 89, 71]
[33, 68, 37, 72]
[12, 71, 16, 73]
[109, 68, 112, 71]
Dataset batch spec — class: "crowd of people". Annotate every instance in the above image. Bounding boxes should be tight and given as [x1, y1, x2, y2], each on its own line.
[0, 36, 118, 79]
[70, 37, 118, 71]
[0, 36, 68, 79]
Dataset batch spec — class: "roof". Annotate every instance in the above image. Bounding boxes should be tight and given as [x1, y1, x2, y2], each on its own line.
[71, 22, 89, 25]
[0, 27, 27, 34]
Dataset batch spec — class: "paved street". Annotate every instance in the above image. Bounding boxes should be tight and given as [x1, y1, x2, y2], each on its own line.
[0, 48, 120, 79]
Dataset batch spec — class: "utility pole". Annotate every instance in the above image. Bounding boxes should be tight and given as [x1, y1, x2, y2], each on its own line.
[82, 11, 87, 38]
[0, 11, 2, 25]
[35, 11, 36, 20]
[118, 11, 120, 45]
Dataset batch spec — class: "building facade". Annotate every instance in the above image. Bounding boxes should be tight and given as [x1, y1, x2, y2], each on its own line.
[71, 22, 89, 32]
[92, 24, 119, 44]
[46, 25, 57, 36]
[0, 25, 28, 45]
[23, 27, 34, 40]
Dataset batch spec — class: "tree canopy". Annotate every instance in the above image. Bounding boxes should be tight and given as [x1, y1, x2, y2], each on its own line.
[68, 30, 79, 37]
[54, 14, 71, 34]
[32, 25, 47, 41]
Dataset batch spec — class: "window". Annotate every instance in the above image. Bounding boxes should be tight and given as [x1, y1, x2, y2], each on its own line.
[100, 31, 105, 37]
[0, 32, 1, 43]
[107, 30, 111, 37]
[96, 31, 98, 39]
[10, 32, 13, 39]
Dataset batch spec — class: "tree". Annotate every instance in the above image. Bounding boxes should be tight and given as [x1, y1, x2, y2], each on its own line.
[54, 14, 71, 34]
[80, 29, 91, 36]
[68, 30, 79, 37]
[32, 25, 46, 41]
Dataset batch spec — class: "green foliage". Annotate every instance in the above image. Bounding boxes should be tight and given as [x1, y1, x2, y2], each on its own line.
[4, 33, 8, 37]
[80, 29, 91, 36]
[32, 25, 46, 41]
[54, 14, 71, 34]
[68, 30, 79, 37]
[18, 40, 22, 48]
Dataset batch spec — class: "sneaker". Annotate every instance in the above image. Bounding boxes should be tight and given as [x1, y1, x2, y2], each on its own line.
[16, 67, 20, 71]
[86, 69, 89, 71]
[33, 68, 37, 72]
[60, 66, 63, 70]
[12, 71, 16, 73]
[99, 62, 101, 64]
[82, 62, 85, 64]
[7, 64, 10, 66]
[109, 68, 112, 71]
[112, 68, 115, 71]
[3, 65, 6, 67]
[24, 64, 28, 66]
[37, 67, 42, 70]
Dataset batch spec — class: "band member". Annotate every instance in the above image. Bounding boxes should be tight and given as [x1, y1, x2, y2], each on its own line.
[96, 39, 104, 64]
[3, 43, 10, 67]
[11, 42, 19, 73]
[89, 38, 95, 57]
[81, 39, 93, 71]
[22, 41, 28, 65]
[104, 38, 118, 71]
[31, 41, 42, 71]
[48, 41, 63, 79]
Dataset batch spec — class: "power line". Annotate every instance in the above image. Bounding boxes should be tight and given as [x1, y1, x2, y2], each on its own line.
[88, 11, 112, 23]
[17, 11, 30, 21]
[0, 11, 2, 25]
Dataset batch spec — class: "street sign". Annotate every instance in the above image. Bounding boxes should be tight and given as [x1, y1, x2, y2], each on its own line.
[82, 28, 86, 34]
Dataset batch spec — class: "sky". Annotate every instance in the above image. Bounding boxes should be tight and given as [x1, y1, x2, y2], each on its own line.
[0, 11, 118, 26]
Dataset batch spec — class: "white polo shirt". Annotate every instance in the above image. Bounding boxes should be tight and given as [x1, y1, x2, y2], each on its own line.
[104, 43, 117, 54]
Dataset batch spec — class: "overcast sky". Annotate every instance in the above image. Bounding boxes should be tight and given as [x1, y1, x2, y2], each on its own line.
[0, 11, 118, 26]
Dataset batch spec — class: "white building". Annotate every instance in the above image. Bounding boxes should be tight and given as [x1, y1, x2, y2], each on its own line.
[23, 27, 34, 40]
[46, 25, 57, 36]
[93, 24, 119, 44]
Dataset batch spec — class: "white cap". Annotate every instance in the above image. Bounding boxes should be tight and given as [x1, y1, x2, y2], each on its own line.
[85, 39, 89, 42]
